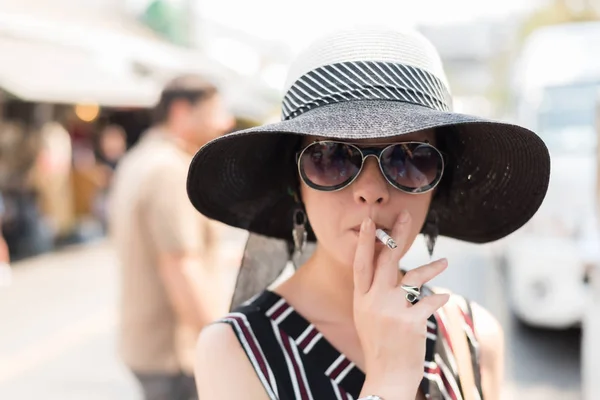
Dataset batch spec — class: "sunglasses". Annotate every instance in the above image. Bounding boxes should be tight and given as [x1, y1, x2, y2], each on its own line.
[296, 141, 444, 193]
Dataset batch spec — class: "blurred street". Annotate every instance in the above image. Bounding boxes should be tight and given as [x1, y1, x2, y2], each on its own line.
[0, 242, 140, 400]
[0, 238, 582, 400]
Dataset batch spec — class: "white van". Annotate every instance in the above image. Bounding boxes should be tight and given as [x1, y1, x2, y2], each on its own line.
[495, 22, 600, 329]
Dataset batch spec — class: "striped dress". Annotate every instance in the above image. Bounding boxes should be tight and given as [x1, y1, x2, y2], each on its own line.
[218, 287, 483, 400]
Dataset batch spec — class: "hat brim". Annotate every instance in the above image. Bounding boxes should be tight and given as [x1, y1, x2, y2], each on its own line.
[187, 99, 550, 244]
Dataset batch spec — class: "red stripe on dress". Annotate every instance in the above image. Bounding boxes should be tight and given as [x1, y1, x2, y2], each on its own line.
[330, 358, 351, 380]
[299, 327, 318, 349]
[338, 385, 350, 399]
[435, 312, 455, 353]
[436, 354, 462, 400]
[279, 329, 310, 400]
[426, 364, 441, 376]
[228, 315, 270, 384]
[440, 369, 459, 400]
[461, 308, 474, 331]
[270, 302, 291, 320]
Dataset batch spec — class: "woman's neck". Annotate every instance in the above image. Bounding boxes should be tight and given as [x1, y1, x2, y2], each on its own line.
[276, 245, 359, 324]
[275, 244, 406, 325]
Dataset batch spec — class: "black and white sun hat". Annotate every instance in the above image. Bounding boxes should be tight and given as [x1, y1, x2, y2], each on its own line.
[187, 25, 552, 309]
[187, 25, 550, 247]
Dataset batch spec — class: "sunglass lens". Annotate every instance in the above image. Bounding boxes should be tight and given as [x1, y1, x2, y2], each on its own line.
[380, 143, 442, 192]
[299, 142, 362, 190]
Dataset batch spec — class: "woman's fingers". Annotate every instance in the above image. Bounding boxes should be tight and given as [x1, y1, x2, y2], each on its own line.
[374, 210, 411, 288]
[413, 293, 451, 320]
[352, 213, 452, 393]
[396, 258, 448, 309]
[401, 259, 450, 316]
[353, 218, 376, 295]
[401, 258, 448, 287]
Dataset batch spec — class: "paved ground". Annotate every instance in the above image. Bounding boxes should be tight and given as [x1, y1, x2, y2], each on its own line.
[0, 237, 583, 399]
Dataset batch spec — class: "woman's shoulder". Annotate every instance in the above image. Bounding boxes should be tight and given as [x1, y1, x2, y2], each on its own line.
[427, 287, 504, 398]
[197, 321, 243, 359]
[197, 291, 273, 369]
[426, 286, 474, 317]
[196, 321, 272, 400]
[429, 287, 501, 334]
[427, 286, 501, 334]
[196, 292, 279, 400]
[205, 290, 283, 358]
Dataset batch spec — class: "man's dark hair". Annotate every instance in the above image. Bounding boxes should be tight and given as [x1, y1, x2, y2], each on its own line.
[153, 74, 218, 124]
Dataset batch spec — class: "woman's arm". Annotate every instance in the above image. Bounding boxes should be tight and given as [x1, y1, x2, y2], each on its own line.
[471, 302, 505, 400]
[195, 323, 272, 400]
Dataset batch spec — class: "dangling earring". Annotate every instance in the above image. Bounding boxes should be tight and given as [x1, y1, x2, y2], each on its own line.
[292, 208, 307, 255]
[423, 210, 439, 257]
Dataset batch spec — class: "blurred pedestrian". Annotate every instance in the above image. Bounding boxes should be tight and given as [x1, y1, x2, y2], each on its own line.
[108, 75, 236, 400]
[93, 124, 127, 230]
[96, 124, 127, 172]
[189, 26, 550, 400]
[33, 121, 76, 241]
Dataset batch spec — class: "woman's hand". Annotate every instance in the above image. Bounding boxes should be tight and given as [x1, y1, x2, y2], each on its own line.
[353, 210, 449, 398]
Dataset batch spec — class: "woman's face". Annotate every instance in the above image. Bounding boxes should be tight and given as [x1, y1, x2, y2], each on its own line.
[299, 129, 437, 267]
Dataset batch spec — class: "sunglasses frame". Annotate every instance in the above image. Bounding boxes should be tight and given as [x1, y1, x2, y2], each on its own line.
[296, 140, 445, 194]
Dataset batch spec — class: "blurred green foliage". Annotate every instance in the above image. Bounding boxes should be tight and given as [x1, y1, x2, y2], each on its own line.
[518, 0, 600, 43]
[140, 0, 190, 46]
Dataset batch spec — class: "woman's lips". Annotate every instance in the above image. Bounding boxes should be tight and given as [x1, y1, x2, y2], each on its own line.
[350, 225, 391, 233]
[350, 226, 391, 243]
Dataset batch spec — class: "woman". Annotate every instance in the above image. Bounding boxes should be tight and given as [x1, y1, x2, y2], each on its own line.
[187, 26, 550, 400]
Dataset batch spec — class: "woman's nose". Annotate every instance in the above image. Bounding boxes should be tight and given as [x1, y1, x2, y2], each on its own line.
[352, 156, 390, 205]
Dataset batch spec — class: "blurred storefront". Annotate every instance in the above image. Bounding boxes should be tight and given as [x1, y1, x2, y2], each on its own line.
[0, 0, 281, 260]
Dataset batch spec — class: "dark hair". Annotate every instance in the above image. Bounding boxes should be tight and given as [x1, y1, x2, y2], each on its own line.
[153, 74, 218, 124]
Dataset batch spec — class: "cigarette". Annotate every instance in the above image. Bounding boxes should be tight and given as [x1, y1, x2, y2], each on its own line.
[375, 229, 397, 249]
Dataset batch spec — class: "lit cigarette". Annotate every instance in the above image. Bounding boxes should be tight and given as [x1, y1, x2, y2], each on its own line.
[375, 229, 397, 249]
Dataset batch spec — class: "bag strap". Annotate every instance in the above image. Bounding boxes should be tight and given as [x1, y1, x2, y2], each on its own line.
[434, 288, 476, 400]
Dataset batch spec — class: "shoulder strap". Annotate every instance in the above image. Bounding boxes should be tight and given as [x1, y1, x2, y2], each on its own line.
[434, 288, 477, 400]
[216, 312, 281, 400]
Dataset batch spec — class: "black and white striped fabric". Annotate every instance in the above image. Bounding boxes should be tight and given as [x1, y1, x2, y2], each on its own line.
[282, 61, 452, 120]
[218, 288, 483, 400]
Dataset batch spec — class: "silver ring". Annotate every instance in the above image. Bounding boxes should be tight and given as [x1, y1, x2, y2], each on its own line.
[400, 284, 421, 304]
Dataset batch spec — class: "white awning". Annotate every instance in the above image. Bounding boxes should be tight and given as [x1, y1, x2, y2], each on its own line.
[0, 35, 161, 107]
[0, 5, 281, 119]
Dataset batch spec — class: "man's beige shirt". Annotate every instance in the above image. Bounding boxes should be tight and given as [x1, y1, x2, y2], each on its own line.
[108, 129, 245, 374]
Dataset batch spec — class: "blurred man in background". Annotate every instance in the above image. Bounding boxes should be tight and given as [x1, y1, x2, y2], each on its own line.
[108, 75, 236, 400]
[96, 124, 127, 172]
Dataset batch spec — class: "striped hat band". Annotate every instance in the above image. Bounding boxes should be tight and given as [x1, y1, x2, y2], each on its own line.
[281, 60, 453, 121]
